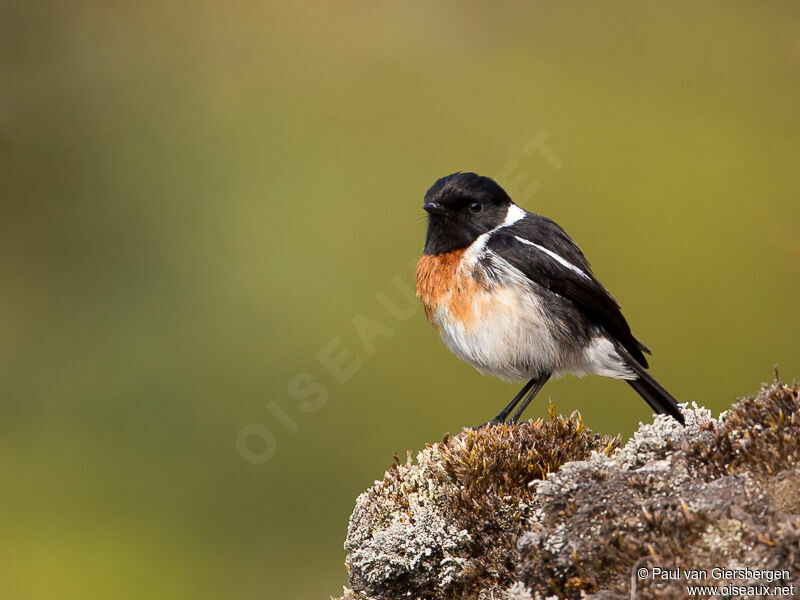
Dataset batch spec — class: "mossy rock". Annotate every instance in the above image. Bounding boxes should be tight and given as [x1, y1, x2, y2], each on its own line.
[334, 380, 800, 600]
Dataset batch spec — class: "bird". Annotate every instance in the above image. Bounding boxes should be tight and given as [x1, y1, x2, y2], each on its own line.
[414, 172, 684, 425]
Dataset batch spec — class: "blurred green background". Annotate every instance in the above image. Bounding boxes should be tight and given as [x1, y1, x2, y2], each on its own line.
[2, 1, 799, 598]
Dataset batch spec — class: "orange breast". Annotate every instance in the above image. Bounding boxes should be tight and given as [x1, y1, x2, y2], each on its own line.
[415, 250, 484, 329]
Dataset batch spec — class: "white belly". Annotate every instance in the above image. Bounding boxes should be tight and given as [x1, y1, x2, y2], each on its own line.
[431, 285, 561, 381]
[417, 251, 633, 382]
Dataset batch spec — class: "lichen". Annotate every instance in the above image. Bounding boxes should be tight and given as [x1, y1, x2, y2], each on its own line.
[334, 379, 800, 600]
[687, 379, 800, 479]
[340, 407, 616, 600]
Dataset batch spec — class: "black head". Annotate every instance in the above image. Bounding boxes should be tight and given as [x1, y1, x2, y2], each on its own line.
[422, 172, 514, 255]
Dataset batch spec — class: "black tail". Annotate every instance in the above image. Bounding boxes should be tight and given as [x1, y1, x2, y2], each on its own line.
[614, 343, 685, 424]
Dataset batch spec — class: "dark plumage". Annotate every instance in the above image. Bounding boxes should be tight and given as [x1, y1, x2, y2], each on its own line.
[415, 172, 684, 425]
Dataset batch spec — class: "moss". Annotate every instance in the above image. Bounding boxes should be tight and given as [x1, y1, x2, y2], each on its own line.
[438, 407, 618, 598]
[336, 378, 800, 600]
[518, 380, 800, 599]
[440, 406, 618, 496]
[687, 379, 800, 479]
[342, 406, 615, 600]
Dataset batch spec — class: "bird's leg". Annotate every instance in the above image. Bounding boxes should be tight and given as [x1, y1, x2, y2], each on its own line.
[509, 373, 551, 423]
[489, 377, 538, 424]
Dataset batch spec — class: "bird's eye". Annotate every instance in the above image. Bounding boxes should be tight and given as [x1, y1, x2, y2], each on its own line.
[469, 202, 483, 213]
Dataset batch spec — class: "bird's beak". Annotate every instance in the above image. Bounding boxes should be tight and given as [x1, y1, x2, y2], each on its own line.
[423, 202, 448, 217]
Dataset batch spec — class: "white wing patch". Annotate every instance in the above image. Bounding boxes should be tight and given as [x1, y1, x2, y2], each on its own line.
[512, 235, 591, 280]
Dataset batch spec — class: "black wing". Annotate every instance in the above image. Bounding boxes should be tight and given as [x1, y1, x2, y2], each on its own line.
[506, 214, 594, 276]
[488, 215, 650, 367]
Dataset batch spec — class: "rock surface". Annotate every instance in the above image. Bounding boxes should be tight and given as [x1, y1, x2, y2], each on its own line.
[333, 380, 800, 599]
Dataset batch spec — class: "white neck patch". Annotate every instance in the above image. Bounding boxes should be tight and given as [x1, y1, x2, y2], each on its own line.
[501, 203, 526, 228]
[464, 204, 527, 267]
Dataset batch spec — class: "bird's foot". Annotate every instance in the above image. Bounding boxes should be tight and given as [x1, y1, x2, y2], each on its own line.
[469, 417, 505, 431]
